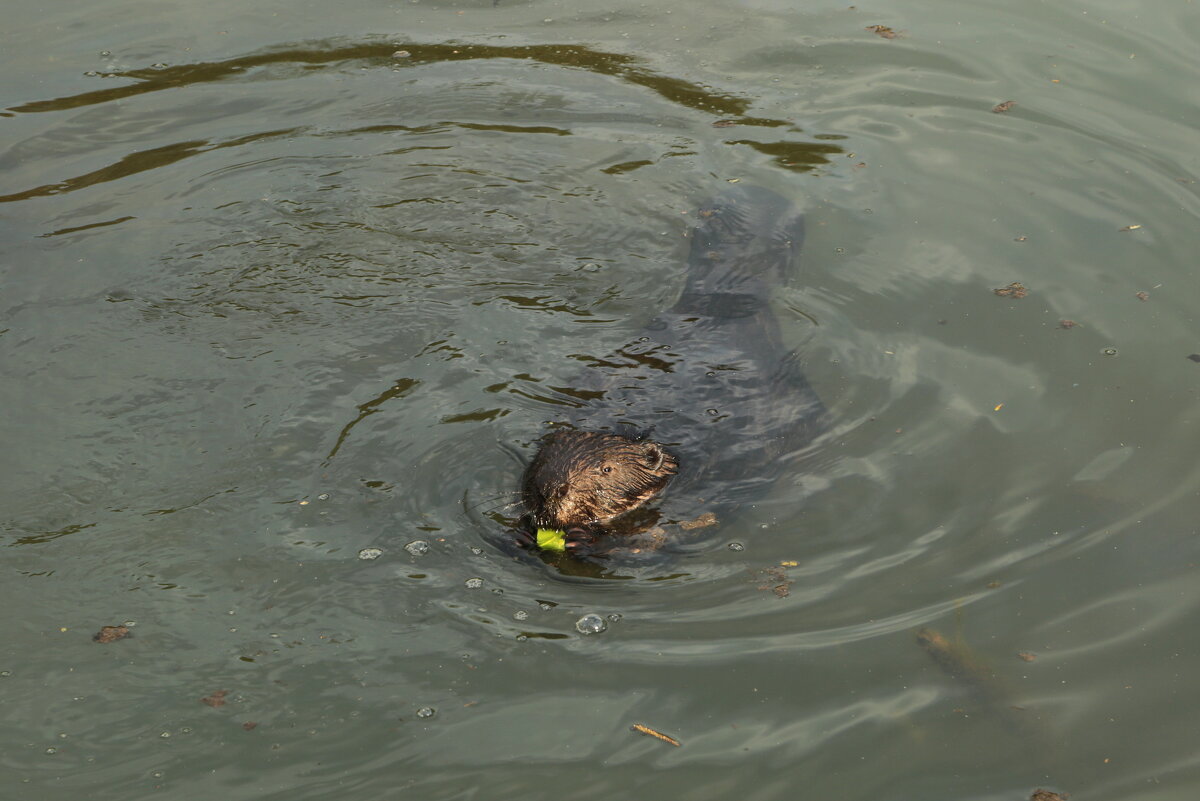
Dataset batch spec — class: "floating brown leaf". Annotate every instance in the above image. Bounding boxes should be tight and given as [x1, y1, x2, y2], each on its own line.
[92, 625, 130, 643]
[993, 282, 1028, 299]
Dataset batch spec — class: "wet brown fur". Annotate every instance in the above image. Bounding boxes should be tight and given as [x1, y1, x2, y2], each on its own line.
[522, 430, 678, 531]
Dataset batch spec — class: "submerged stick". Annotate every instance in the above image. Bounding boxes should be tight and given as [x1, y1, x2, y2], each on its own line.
[630, 723, 681, 747]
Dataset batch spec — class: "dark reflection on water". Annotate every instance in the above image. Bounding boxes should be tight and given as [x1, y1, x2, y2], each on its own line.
[0, 130, 301, 203]
[3, 40, 841, 205]
[8, 42, 755, 117]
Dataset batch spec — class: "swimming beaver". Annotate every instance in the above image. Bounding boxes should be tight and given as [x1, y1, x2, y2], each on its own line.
[520, 185, 824, 554]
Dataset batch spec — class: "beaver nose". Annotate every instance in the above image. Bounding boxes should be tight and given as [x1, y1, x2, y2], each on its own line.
[541, 485, 568, 512]
[536, 488, 565, 524]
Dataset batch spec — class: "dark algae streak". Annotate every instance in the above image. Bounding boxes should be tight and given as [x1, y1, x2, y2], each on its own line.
[519, 185, 825, 558]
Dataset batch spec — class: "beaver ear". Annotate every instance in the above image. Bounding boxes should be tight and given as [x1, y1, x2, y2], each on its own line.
[644, 443, 666, 471]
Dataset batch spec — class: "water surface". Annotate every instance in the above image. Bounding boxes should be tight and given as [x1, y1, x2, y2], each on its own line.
[3, 1, 1199, 799]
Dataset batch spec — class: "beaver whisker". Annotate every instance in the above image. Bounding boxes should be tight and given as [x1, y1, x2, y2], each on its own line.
[466, 490, 524, 516]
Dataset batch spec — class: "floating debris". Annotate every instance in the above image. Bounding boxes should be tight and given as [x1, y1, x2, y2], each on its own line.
[1031, 790, 1068, 801]
[994, 282, 1028, 299]
[680, 512, 718, 531]
[1018, 651, 1037, 662]
[1135, 291, 1149, 301]
[865, 24, 898, 39]
[1058, 319, 1079, 329]
[92, 625, 130, 644]
[1119, 224, 1142, 232]
[992, 100, 1017, 113]
[631, 723, 681, 747]
[242, 721, 258, 731]
[200, 690, 229, 708]
[756, 566, 792, 598]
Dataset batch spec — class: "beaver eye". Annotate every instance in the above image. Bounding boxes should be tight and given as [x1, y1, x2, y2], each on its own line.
[602, 466, 613, 474]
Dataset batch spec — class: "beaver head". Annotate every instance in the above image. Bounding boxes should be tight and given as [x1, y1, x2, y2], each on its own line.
[522, 430, 678, 533]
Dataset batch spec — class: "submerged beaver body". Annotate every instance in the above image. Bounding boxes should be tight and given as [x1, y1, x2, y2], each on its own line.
[521, 185, 824, 553]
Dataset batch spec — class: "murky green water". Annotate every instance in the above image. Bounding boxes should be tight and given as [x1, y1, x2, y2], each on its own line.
[3, 0, 1199, 799]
